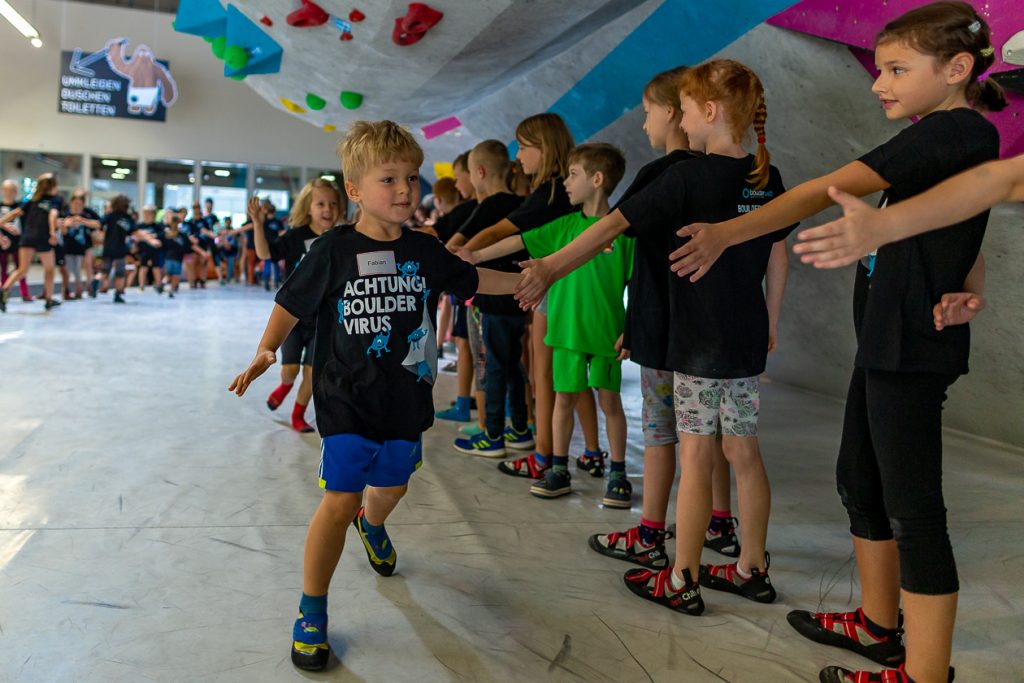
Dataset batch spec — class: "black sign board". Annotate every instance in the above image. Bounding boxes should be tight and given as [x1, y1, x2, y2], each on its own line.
[58, 40, 177, 122]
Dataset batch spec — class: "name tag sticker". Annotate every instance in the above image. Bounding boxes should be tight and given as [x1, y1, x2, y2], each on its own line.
[357, 250, 397, 276]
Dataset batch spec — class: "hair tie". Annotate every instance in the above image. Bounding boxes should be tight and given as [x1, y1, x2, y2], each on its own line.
[757, 135, 766, 145]
[979, 46, 995, 57]
[967, 20, 981, 34]
[976, 70, 991, 83]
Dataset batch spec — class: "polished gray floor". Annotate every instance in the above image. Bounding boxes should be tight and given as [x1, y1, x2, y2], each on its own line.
[0, 287, 1021, 682]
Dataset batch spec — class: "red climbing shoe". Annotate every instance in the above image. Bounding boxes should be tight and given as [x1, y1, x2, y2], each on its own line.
[287, 0, 329, 28]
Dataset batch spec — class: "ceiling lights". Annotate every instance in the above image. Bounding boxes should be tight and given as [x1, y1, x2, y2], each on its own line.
[0, 1, 43, 48]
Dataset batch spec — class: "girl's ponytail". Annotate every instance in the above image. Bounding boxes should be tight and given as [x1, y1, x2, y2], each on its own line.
[969, 74, 1008, 113]
[750, 97, 771, 190]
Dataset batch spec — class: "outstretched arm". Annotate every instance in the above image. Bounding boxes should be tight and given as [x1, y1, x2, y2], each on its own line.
[229, 304, 298, 396]
[0, 207, 24, 230]
[515, 209, 630, 308]
[476, 268, 522, 295]
[795, 155, 1024, 269]
[247, 197, 272, 260]
[464, 234, 525, 265]
[669, 160, 889, 281]
[463, 218, 520, 251]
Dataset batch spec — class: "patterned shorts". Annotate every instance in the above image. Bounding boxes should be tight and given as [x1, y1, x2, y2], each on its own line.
[673, 373, 760, 437]
[641, 367, 677, 447]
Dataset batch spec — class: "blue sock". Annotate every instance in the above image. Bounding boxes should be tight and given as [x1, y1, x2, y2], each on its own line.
[584, 448, 604, 459]
[552, 455, 569, 473]
[861, 609, 897, 638]
[299, 592, 327, 616]
[455, 395, 471, 412]
[609, 460, 626, 480]
[361, 516, 384, 537]
[533, 452, 548, 467]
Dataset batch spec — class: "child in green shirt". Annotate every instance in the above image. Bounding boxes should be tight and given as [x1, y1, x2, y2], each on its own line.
[464, 143, 634, 506]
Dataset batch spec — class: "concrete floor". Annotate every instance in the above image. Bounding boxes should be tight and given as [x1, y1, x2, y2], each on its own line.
[0, 287, 1022, 683]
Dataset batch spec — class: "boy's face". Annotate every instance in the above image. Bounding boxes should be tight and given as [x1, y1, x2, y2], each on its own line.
[346, 159, 421, 227]
[467, 152, 488, 193]
[2, 183, 16, 203]
[143, 210, 156, 223]
[563, 163, 599, 207]
[453, 166, 473, 199]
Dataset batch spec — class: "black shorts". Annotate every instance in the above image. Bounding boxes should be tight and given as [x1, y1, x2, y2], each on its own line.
[451, 296, 469, 339]
[281, 324, 316, 366]
[20, 234, 52, 252]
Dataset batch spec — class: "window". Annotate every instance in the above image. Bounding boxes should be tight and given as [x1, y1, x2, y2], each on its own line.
[254, 164, 301, 214]
[0, 150, 83, 200]
[200, 161, 248, 227]
[147, 159, 195, 211]
[90, 155, 138, 213]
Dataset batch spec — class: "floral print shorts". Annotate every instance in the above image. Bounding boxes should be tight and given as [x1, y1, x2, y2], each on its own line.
[673, 373, 760, 437]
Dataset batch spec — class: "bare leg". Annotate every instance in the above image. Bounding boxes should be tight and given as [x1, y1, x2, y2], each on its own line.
[903, 591, 957, 683]
[363, 484, 409, 526]
[674, 434, 717, 579]
[711, 438, 732, 512]
[532, 313, 554, 456]
[721, 436, 769, 573]
[552, 391, 579, 457]
[641, 443, 676, 524]
[302, 491, 362, 595]
[138, 266, 148, 291]
[598, 389, 626, 465]
[281, 363, 300, 385]
[456, 338, 472, 397]
[39, 251, 56, 302]
[436, 296, 452, 351]
[2, 247, 35, 292]
[297, 365, 314, 406]
[576, 388, 600, 452]
[853, 537, 901, 629]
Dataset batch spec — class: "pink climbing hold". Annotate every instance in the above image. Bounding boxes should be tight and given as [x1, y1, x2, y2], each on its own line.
[422, 116, 462, 141]
[349, 9, 365, 22]
[392, 3, 443, 46]
[287, 0, 329, 28]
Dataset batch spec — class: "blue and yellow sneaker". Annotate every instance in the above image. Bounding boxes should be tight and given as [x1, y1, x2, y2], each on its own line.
[291, 611, 330, 671]
[352, 507, 397, 577]
[453, 431, 506, 458]
[503, 425, 535, 451]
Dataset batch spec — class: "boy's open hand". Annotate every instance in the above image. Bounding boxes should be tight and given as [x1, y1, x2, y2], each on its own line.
[515, 257, 553, 310]
[933, 292, 985, 331]
[793, 186, 882, 269]
[229, 348, 277, 396]
[669, 223, 725, 282]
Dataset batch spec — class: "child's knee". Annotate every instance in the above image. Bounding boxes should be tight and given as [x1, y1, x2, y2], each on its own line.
[369, 484, 408, 503]
[598, 389, 623, 415]
[721, 437, 761, 469]
[320, 491, 362, 520]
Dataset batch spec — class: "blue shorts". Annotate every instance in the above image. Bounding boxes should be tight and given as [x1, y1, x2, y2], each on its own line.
[318, 433, 423, 492]
[165, 259, 182, 276]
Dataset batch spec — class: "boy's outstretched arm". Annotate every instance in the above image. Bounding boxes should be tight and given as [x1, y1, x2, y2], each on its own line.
[464, 234, 525, 265]
[229, 304, 299, 396]
[476, 268, 522, 295]
[795, 155, 1024, 269]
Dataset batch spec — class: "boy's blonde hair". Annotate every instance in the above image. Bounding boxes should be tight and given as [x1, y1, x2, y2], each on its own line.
[567, 143, 626, 195]
[469, 139, 509, 178]
[337, 120, 424, 184]
[289, 177, 344, 227]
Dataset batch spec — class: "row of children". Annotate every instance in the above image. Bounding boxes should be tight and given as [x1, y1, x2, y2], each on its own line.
[229, 3, 1009, 681]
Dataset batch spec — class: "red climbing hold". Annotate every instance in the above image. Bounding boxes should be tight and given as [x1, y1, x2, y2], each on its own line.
[340, 31, 354, 41]
[349, 9, 366, 22]
[392, 3, 443, 46]
[287, 0, 329, 28]
[260, 15, 273, 26]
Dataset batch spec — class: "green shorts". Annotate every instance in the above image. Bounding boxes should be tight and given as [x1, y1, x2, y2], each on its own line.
[551, 347, 622, 393]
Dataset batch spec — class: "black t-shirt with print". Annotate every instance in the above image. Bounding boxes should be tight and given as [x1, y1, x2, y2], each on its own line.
[506, 177, 574, 232]
[275, 226, 479, 442]
[621, 154, 794, 378]
[101, 212, 136, 259]
[20, 195, 64, 246]
[161, 230, 190, 261]
[434, 199, 477, 243]
[613, 150, 699, 362]
[137, 222, 165, 254]
[2, 201, 23, 252]
[854, 108, 998, 375]
[62, 207, 101, 256]
[457, 192, 524, 316]
[271, 225, 322, 280]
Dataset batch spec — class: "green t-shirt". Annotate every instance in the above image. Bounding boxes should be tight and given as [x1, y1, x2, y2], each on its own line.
[522, 211, 634, 357]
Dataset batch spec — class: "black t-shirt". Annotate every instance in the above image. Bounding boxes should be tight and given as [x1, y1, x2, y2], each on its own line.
[505, 177, 574, 232]
[434, 199, 477, 243]
[614, 150, 699, 361]
[270, 225, 323, 279]
[20, 195, 64, 245]
[457, 192, 524, 316]
[101, 212, 135, 258]
[275, 226, 479, 441]
[161, 230, 190, 261]
[219, 232, 238, 255]
[138, 222, 165, 253]
[264, 218, 285, 248]
[2, 201, 23, 252]
[854, 108, 998, 375]
[62, 207, 100, 256]
[621, 154, 794, 378]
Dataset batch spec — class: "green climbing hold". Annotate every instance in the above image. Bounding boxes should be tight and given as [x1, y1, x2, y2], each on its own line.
[306, 93, 327, 111]
[224, 45, 249, 71]
[211, 35, 227, 60]
[340, 91, 363, 110]
[230, 73, 247, 81]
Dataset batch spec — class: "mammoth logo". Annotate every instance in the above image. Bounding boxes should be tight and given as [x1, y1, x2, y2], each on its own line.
[105, 38, 178, 115]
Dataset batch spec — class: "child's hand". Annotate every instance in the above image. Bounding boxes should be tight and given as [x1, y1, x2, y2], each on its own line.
[614, 334, 629, 361]
[767, 324, 778, 354]
[515, 257, 555, 310]
[247, 196, 264, 225]
[48, 233, 58, 246]
[793, 187, 884, 269]
[0, 233, 9, 250]
[456, 247, 476, 264]
[228, 348, 277, 396]
[670, 223, 726, 282]
[933, 292, 986, 331]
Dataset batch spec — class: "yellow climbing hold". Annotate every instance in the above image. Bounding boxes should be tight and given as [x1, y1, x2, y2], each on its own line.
[433, 162, 454, 180]
[280, 97, 306, 114]
[323, 124, 337, 132]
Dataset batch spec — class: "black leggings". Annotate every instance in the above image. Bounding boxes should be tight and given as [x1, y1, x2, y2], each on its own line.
[836, 367, 958, 595]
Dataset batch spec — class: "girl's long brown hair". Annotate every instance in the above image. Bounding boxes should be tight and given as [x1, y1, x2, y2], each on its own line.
[515, 113, 575, 203]
[31, 173, 58, 202]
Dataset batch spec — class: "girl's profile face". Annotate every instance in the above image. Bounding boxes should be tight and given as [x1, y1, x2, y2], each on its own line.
[516, 139, 543, 176]
[679, 95, 712, 153]
[872, 40, 971, 120]
[642, 96, 675, 150]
